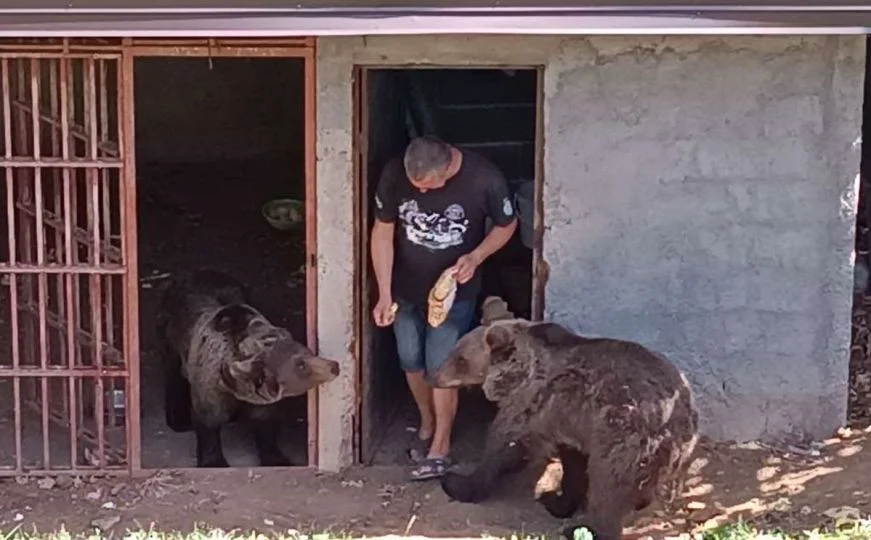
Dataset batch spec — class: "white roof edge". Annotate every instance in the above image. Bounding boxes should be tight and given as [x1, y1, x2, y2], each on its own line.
[0, 13, 866, 36]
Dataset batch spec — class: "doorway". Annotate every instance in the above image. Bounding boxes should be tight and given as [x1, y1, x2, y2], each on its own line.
[354, 67, 543, 465]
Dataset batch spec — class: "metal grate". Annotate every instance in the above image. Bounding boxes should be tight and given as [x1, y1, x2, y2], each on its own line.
[0, 42, 134, 474]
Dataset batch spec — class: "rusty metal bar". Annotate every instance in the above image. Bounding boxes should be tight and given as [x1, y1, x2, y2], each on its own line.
[129, 46, 313, 58]
[0, 264, 125, 274]
[98, 59, 119, 424]
[2, 57, 24, 473]
[0, 369, 127, 377]
[68, 63, 85, 445]
[83, 56, 107, 468]
[121, 41, 140, 472]
[13, 201, 123, 262]
[0, 467, 128, 476]
[11, 98, 120, 157]
[304, 47, 319, 468]
[0, 53, 121, 60]
[531, 67, 546, 322]
[0, 158, 122, 168]
[17, 301, 124, 366]
[48, 59, 71, 444]
[60, 54, 78, 467]
[132, 37, 313, 47]
[30, 56, 52, 470]
[15, 60, 38, 425]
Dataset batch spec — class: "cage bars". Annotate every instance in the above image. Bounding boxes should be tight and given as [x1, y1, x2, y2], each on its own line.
[0, 36, 318, 474]
[0, 41, 129, 475]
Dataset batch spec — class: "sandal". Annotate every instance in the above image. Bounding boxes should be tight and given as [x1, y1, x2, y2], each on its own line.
[407, 443, 430, 464]
[409, 456, 452, 481]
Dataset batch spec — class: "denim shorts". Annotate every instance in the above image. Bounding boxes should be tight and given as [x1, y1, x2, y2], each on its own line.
[393, 298, 476, 380]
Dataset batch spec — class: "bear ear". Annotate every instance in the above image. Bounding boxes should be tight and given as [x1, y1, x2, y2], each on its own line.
[526, 322, 580, 347]
[219, 363, 239, 392]
[481, 296, 515, 326]
[484, 323, 516, 351]
[228, 358, 266, 385]
[213, 305, 256, 337]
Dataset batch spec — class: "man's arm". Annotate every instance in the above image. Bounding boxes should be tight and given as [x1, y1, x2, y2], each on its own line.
[371, 219, 395, 300]
[469, 219, 517, 265]
[371, 164, 399, 303]
[471, 171, 518, 263]
[453, 170, 518, 284]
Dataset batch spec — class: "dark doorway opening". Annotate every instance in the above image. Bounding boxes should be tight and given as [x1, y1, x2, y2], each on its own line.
[356, 67, 540, 465]
[850, 36, 871, 432]
[134, 57, 309, 468]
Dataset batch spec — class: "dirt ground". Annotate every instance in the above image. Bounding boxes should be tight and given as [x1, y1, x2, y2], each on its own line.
[0, 426, 870, 538]
[0, 290, 868, 538]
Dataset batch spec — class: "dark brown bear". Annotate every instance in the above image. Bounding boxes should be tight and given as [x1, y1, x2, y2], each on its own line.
[432, 297, 699, 540]
[157, 269, 340, 468]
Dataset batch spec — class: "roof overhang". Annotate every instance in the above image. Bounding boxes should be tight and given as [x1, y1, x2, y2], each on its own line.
[0, 4, 870, 37]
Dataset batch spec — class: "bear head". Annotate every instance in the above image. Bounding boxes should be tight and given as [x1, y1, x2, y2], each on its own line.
[431, 296, 527, 402]
[213, 304, 340, 405]
[432, 296, 582, 402]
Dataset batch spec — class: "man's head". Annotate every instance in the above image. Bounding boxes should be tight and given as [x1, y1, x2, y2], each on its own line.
[403, 136, 457, 191]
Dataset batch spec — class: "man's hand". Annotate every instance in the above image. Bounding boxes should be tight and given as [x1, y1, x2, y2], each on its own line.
[373, 296, 398, 327]
[453, 252, 482, 285]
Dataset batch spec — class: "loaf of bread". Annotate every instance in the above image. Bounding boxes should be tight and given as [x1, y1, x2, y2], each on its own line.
[427, 267, 458, 328]
[385, 301, 399, 325]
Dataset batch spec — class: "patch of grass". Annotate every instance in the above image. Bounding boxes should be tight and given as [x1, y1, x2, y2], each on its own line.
[1, 522, 871, 540]
[698, 520, 871, 540]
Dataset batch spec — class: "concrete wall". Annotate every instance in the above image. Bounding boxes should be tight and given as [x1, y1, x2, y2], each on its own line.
[544, 36, 864, 443]
[314, 34, 864, 470]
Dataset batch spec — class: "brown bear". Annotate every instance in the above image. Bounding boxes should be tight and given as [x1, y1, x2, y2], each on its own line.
[157, 269, 340, 468]
[432, 297, 699, 540]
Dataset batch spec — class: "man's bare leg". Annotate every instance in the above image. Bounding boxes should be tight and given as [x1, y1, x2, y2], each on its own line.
[429, 387, 458, 458]
[406, 371, 435, 440]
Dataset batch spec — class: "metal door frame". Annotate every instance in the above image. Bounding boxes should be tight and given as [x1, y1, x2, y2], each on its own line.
[351, 64, 547, 464]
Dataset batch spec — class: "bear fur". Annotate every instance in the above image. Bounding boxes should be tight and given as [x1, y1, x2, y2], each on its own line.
[157, 269, 340, 468]
[432, 297, 699, 540]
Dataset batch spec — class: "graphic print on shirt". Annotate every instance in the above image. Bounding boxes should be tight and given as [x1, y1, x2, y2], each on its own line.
[398, 199, 470, 251]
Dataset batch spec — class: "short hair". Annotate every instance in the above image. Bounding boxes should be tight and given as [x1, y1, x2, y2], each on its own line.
[403, 136, 452, 179]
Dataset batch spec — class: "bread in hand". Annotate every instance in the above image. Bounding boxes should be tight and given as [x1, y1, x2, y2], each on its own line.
[427, 267, 458, 328]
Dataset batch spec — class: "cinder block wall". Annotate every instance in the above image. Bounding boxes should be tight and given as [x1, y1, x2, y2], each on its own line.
[543, 36, 864, 443]
[315, 35, 864, 470]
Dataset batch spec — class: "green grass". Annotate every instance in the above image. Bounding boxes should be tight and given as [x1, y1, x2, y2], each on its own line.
[2, 521, 871, 540]
[694, 520, 871, 540]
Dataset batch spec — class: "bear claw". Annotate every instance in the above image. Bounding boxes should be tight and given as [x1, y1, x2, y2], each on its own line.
[440, 472, 484, 503]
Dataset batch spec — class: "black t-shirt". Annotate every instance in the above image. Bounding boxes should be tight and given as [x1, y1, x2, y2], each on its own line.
[373, 148, 517, 307]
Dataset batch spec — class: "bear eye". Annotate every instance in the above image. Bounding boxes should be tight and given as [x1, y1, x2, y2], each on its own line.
[296, 360, 310, 375]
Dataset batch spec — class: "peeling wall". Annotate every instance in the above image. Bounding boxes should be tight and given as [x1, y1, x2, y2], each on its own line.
[315, 35, 865, 471]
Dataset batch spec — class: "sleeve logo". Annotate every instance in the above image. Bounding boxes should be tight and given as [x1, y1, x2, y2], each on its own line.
[502, 196, 514, 217]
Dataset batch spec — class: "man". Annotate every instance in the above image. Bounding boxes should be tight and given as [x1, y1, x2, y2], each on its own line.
[370, 135, 518, 481]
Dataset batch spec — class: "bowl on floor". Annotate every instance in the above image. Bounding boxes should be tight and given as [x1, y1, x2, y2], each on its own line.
[262, 198, 304, 231]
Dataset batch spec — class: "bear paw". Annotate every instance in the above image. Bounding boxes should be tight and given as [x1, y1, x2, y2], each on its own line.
[440, 471, 484, 503]
[538, 491, 579, 519]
